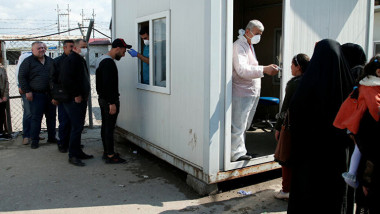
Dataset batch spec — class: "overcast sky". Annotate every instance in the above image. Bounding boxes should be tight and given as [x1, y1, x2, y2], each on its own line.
[0, 0, 112, 38]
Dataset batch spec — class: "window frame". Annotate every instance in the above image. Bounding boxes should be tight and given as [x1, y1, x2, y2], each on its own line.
[374, 41, 380, 56]
[136, 10, 171, 94]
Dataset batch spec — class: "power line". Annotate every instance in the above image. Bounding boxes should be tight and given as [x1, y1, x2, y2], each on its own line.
[4, 27, 110, 41]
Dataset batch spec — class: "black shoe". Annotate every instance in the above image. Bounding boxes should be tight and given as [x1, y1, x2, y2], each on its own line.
[102, 152, 107, 160]
[58, 144, 68, 153]
[0, 133, 12, 139]
[68, 157, 85, 166]
[77, 152, 94, 160]
[80, 144, 84, 149]
[47, 138, 58, 144]
[105, 153, 127, 164]
[246, 153, 258, 158]
[236, 155, 252, 161]
[31, 143, 39, 149]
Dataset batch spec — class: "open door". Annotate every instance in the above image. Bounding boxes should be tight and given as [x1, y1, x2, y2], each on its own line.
[224, 0, 283, 171]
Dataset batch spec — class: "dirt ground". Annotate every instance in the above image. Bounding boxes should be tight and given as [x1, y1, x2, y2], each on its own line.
[0, 128, 288, 214]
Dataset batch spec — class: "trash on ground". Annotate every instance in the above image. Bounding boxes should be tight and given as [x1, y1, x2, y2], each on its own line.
[237, 190, 252, 195]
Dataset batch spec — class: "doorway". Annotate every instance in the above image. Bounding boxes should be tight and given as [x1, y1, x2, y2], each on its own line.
[227, 0, 283, 169]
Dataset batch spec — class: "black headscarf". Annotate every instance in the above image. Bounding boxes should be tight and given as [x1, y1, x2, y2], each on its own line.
[341, 43, 367, 81]
[287, 39, 354, 214]
[341, 43, 367, 69]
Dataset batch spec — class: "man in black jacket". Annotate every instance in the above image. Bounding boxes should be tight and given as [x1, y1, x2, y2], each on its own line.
[50, 40, 74, 153]
[60, 39, 92, 166]
[96, 38, 130, 164]
[18, 42, 56, 149]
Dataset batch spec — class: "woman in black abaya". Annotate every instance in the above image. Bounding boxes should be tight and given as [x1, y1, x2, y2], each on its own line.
[287, 39, 354, 213]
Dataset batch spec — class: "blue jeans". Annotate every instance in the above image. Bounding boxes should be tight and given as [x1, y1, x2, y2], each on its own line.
[63, 100, 87, 158]
[58, 103, 70, 148]
[30, 92, 56, 144]
[21, 93, 31, 138]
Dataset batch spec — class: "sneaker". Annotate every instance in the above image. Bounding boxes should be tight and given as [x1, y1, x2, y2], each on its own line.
[22, 138, 30, 145]
[39, 136, 45, 140]
[105, 153, 127, 164]
[342, 172, 359, 188]
[31, 143, 39, 149]
[58, 144, 68, 153]
[0, 133, 12, 139]
[103, 152, 120, 160]
[274, 190, 289, 200]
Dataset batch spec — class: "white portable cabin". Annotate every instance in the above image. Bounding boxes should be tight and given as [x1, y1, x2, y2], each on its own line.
[112, 0, 373, 194]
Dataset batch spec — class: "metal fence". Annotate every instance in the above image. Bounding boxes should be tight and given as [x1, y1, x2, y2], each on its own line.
[1, 39, 102, 134]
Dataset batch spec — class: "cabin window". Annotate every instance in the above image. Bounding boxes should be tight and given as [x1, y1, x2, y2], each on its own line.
[136, 10, 171, 94]
[374, 41, 380, 56]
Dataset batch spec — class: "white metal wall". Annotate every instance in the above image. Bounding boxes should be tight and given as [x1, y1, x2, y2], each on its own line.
[374, 7, 380, 41]
[113, 0, 208, 168]
[281, 0, 373, 101]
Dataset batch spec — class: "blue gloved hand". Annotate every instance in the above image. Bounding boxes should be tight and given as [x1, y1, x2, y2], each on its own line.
[128, 49, 138, 57]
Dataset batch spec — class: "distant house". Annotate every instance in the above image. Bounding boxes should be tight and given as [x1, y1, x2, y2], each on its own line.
[88, 38, 111, 71]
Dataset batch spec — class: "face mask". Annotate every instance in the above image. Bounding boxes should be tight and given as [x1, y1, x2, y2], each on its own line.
[144, 40, 149, 46]
[246, 31, 261, 45]
[79, 48, 87, 57]
[251, 34, 261, 45]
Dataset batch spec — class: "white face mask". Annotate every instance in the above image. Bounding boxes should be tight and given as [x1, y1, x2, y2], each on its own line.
[246, 30, 261, 45]
[251, 34, 261, 44]
[79, 48, 87, 57]
[143, 40, 149, 46]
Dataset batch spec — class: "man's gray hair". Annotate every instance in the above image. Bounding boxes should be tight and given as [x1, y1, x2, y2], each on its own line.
[246, 20, 264, 32]
[31, 41, 43, 47]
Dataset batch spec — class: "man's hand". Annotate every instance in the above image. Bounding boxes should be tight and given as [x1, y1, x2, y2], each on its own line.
[51, 99, 59, 106]
[74, 96, 82, 103]
[109, 104, 117, 115]
[128, 49, 138, 57]
[263, 64, 279, 76]
[26, 92, 33, 101]
[2, 97, 7, 102]
[19, 88, 24, 94]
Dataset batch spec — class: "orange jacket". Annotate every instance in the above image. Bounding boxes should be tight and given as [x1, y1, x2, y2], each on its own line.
[333, 85, 380, 134]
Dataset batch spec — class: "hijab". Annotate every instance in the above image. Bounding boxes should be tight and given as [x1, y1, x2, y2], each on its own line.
[289, 39, 354, 153]
[341, 43, 367, 81]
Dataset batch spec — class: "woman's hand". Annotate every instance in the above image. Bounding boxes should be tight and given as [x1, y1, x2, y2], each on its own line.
[275, 130, 280, 142]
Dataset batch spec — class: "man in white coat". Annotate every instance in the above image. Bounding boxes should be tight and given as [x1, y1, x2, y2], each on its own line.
[231, 20, 279, 162]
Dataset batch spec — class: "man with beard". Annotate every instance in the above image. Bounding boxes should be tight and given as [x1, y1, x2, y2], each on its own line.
[96, 38, 130, 164]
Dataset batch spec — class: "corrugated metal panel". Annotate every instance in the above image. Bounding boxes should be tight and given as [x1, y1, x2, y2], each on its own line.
[281, 0, 371, 100]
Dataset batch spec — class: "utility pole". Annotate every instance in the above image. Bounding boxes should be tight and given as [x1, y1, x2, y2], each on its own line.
[91, 9, 96, 38]
[82, 9, 96, 38]
[55, 4, 61, 53]
[56, 4, 71, 53]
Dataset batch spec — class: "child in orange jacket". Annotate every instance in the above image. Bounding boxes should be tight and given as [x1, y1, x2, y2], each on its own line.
[334, 55, 380, 188]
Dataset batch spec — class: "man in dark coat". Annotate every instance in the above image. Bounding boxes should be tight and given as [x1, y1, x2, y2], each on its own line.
[60, 39, 92, 166]
[50, 40, 74, 153]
